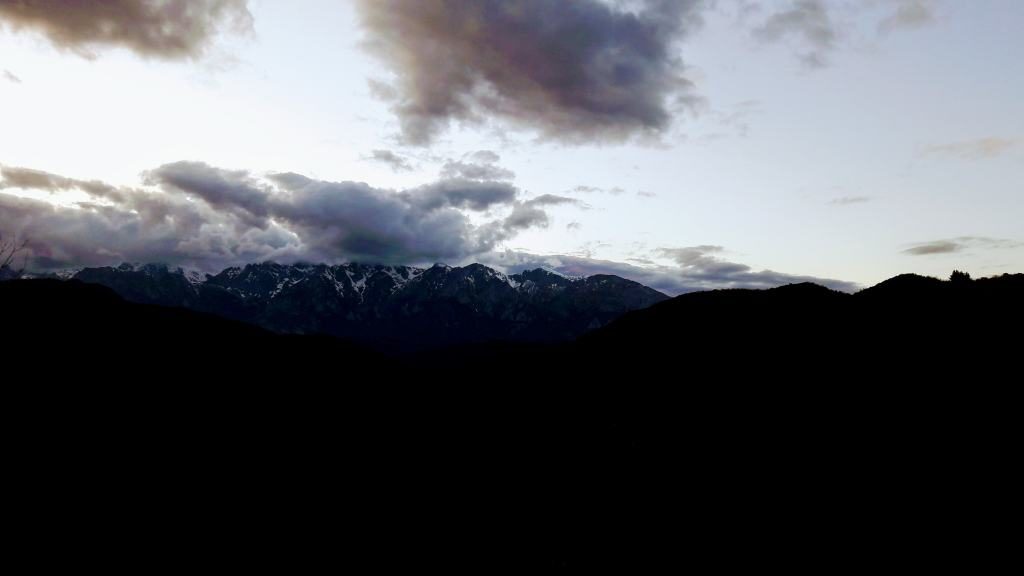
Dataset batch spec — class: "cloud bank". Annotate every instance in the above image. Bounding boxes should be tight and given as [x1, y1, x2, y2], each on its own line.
[485, 246, 860, 295]
[1, 162, 859, 294]
[356, 0, 705, 144]
[0, 0, 252, 60]
[0, 160, 562, 271]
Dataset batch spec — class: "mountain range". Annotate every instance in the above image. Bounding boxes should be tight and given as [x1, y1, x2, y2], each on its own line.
[68, 262, 668, 349]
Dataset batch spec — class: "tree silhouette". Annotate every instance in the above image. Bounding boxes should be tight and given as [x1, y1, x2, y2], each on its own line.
[949, 270, 972, 284]
[0, 231, 29, 280]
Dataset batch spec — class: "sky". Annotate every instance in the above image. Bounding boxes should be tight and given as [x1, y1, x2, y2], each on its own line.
[0, 0, 1021, 294]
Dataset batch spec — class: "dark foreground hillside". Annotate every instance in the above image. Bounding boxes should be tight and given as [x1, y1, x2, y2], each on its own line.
[3, 276, 1019, 570]
[576, 272, 1024, 381]
[4, 279, 380, 372]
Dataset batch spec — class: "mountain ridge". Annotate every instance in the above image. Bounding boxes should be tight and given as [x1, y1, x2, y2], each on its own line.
[68, 260, 669, 349]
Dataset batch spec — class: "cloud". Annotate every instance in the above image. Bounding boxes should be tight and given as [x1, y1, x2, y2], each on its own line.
[484, 247, 859, 296]
[0, 166, 76, 191]
[467, 150, 500, 164]
[404, 179, 520, 212]
[904, 241, 960, 256]
[441, 160, 515, 182]
[903, 237, 1022, 256]
[497, 194, 589, 235]
[355, 0, 705, 145]
[744, 0, 939, 67]
[527, 194, 588, 208]
[438, 151, 516, 181]
[0, 160, 562, 271]
[146, 161, 273, 229]
[654, 244, 859, 292]
[879, 0, 936, 33]
[829, 195, 871, 206]
[367, 150, 414, 172]
[751, 0, 836, 68]
[0, 0, 252, 60]
[3, 69, 20, 83]
[925, 138, 1017, 160]
[2, 163, 862, 294]
[569, 184, 656, 198]
[501, 204, 551, 233]
[0, 165, 119, 197]
[569, 185, 626, 196]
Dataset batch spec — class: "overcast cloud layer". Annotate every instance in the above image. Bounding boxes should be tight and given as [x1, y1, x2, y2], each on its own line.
[356, 0, 705, 144]
[0, 0, 251, 59]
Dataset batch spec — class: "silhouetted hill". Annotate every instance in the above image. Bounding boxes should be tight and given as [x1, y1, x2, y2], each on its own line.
[856, 272, 945, 298]
[5, 273, 1019, 570]
[3, 279, 380, 377]
[574, 272, 1022, 382]
[9, 271, 1020, 381]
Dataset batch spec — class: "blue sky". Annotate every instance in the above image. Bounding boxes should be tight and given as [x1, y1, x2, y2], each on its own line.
[0, 1, 1020, 293]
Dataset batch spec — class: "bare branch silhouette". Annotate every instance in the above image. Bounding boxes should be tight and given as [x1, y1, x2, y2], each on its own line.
[0, 231, 30, 279]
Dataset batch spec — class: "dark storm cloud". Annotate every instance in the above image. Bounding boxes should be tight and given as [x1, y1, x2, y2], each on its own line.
[0, 160, 560, 270]
[485, 247, 859, 296]
[356, 0, 705, 145]
[903, 237, 1022, 256]
[367, 150, 414, 172]
[0, 0, 252, 60]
